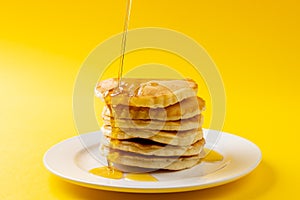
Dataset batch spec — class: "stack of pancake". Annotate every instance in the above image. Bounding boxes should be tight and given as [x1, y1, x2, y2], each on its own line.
[95, 78, 206, 171]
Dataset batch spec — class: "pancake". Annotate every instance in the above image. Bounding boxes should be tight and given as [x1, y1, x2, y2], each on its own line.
[95, 78, 206, 171]
[103, 114, 204, 131]
[101, 125, 203, 146]
[103, 96, 205, 121]
[95, 78, 198, 108]
[102, 137, 205, 157]
[107, 150, 205, 170]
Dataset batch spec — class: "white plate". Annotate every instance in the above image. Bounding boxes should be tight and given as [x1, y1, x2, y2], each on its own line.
[43, 129, 261, 193]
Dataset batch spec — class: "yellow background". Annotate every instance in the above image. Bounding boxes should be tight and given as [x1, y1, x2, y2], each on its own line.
[1, 0, 299, 199]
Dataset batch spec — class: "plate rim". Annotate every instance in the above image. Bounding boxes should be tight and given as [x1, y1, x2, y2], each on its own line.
[43, 129, 262, 193]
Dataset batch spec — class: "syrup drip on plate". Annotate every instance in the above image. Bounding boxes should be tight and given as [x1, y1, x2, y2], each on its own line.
[125, 173, 158, 182]
[202, 148, 224, 162]
[89, 167, 158, 182]
[89, 166, 123, 179]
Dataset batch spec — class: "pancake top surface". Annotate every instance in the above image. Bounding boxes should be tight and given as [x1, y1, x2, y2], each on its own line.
[95, 78, 198, 108]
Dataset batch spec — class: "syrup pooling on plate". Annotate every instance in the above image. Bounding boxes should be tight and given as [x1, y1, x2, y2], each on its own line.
[202, 148, 223, 162]
[125, 173, 158, 182]
[89, 166, 123, 179]
[89, 167, 157, 182]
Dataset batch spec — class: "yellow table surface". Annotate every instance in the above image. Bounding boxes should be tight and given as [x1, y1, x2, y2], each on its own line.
[1, 0, 300, 199]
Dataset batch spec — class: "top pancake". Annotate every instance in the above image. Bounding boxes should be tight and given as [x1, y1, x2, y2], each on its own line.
[95, 78, 198, 108]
